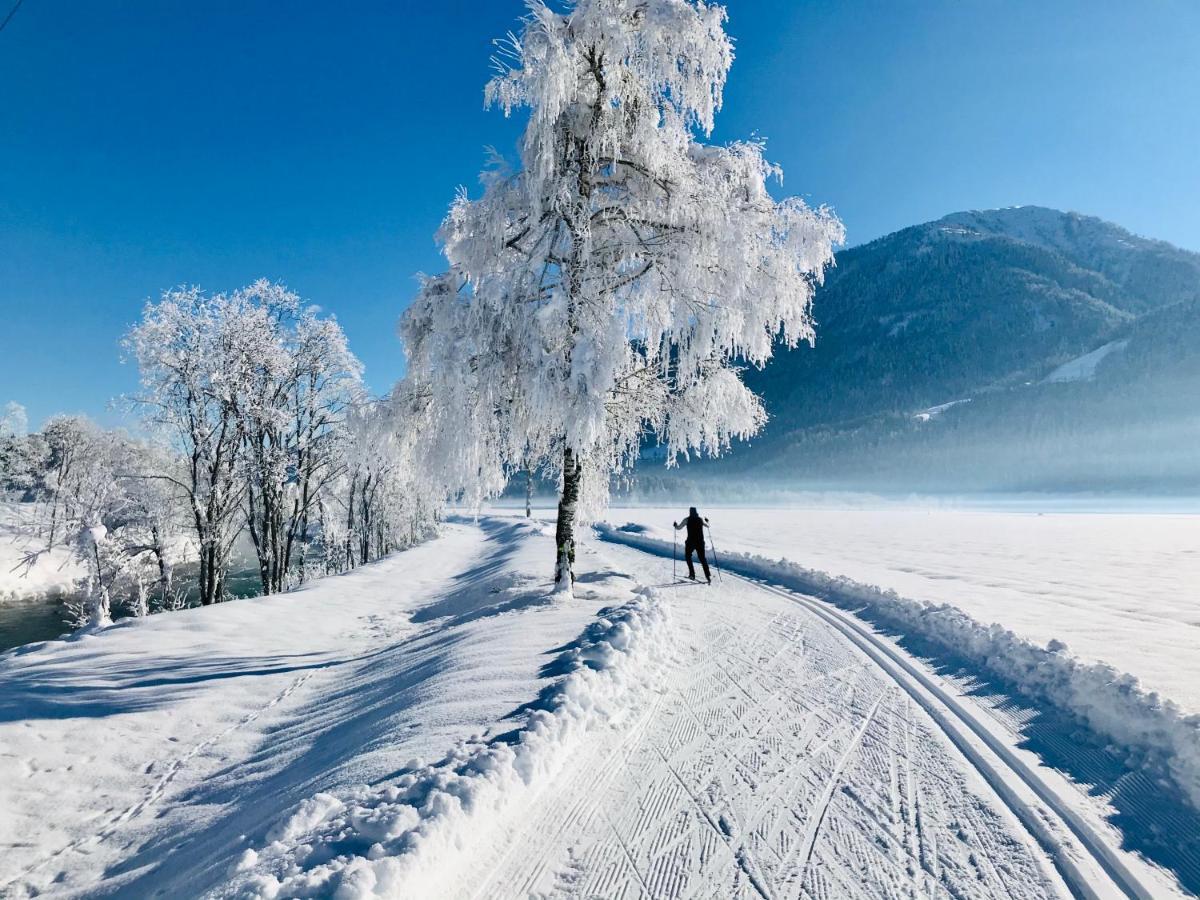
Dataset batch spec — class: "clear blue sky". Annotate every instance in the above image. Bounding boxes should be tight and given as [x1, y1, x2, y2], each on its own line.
[2, 0, 1198, 428]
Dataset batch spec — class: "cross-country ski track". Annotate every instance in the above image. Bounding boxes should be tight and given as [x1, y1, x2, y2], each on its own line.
[0, 516, 1187, 898]
[470, 536, 1163, 900]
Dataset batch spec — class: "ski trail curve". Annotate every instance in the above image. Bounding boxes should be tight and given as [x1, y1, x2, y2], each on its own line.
[470, 542, 1078, 900]
[732, 573, 1156, 900]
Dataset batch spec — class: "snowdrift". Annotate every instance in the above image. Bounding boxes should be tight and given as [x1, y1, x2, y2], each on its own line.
[219, 584, 673, 900]
[597, 522, 1200, 812]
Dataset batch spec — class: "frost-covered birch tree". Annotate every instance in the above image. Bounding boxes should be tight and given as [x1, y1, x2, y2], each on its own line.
[337, 400, 400, 570]
[327, 391, 440, 572]
[401, 0, 843, 589]
[44, 425, 159, 626]
[232, 282, 363, 594]
[41, 415, 91, 548]
[126, 287, 253, 606]
[126, 281, 364, 599]
[117, 441, 185, 607]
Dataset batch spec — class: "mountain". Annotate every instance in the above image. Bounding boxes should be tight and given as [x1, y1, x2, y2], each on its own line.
[742, 206, 1200, 433]
[636, 207, 1200, 495]
[937, 207, 1200, 315]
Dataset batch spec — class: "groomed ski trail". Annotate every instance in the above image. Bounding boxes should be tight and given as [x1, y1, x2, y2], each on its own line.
[466, 538, 1097, 900]
[729, 573, 1156, 900]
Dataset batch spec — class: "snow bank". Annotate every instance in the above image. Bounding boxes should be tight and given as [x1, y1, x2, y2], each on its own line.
[0, 544, 81, 603]
[597, 523, 1200, 812]
[218, 585, 673, 899]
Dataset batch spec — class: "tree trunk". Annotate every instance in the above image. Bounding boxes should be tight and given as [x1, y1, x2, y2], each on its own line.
[198, 539, 212, 606]
[359, 476, 373, 564]
[344, 473, 357, 570]
[47, 486, 61, 548]
[525, 468, 533, 518]
[202, 541, 218, 606]
[554, 447, 582, 589]
[151, 524, 173, 601]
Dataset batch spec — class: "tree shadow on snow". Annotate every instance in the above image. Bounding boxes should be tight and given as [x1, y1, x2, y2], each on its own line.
[106, 560, 626, 895]
[97, 515, 582, 896]
[573, 568, 629, 584]
[0, 652, 336, 723]
[98, 625, 475, 897]
[409, 518, 554, 627]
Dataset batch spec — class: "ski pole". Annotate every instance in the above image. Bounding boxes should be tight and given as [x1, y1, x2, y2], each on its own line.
[672, 525, 677, 582]
[706, 524, 725, 584]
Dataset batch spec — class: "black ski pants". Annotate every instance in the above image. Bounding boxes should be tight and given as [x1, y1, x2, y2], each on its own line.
[684, 539, 711, 582]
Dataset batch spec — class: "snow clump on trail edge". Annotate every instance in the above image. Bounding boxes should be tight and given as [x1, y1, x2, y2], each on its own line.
[597, 522, 1200, 813]
[217, 585, 673, 900]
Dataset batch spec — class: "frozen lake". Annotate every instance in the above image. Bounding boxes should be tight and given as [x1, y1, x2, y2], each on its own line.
[605, 502, 1200, 712]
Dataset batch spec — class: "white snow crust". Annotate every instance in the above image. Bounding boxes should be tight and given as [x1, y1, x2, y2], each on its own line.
[0, 504, 83, 601]
[2, 513, 1191, 898]
[606, 506, 1200, 711]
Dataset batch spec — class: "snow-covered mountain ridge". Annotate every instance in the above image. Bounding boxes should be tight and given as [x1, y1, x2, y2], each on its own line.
[935, 207, 1200, 315]
[747, 205, 1200, 428]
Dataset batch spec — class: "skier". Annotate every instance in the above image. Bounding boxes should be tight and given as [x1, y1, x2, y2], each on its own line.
[673, 507, 711, 584]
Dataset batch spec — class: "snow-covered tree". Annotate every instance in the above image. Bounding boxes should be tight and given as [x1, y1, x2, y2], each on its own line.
[116, 440, 186, 605]
[4, 415, 190, 624]
[0, 401, 27, 438]
[0, 404, 45, 500]
[49, 424, 135, 627]
[326, 392, 439, 572]
[41, 415, 96, 547]
[125, 287, 254, 606]
[72, 522, 114, 627]
[127, 281, 368, 599]
[231, 282, 363, 594]
[401, 0, 843, 588]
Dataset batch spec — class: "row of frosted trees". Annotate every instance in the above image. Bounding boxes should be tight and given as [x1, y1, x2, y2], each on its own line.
[1, 282, 437, 625]
[120, 280, 437, 616]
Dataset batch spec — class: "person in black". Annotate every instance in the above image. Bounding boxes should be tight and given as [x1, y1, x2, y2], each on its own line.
[673, 507, 711, 583]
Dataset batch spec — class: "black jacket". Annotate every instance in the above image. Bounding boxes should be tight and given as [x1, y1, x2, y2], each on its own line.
[676, 513, 707, 545]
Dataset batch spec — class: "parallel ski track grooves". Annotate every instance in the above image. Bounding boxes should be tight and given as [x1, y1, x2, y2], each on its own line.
[651, 742, 773, 900]
[726, 572, 1154, 900]
[469, 691, 666, 900]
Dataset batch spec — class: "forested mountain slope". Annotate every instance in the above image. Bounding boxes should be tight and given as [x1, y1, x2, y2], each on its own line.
[638, 207, 1200, 494]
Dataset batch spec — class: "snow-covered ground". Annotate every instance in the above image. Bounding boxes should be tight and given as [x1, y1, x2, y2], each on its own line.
[0, 520, 615, 897]
[0, 503, 82, 602]
[606, 505, 1200, 713]
[1044, 339, 1129, 383]
[1, 514, 1194, 897]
